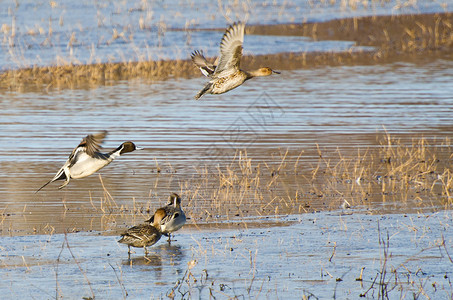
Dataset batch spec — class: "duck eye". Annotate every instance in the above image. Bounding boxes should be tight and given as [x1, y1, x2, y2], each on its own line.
[174, 213, 179, 218]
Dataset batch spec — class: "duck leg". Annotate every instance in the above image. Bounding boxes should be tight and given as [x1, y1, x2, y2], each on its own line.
[58, 177, 71, 189]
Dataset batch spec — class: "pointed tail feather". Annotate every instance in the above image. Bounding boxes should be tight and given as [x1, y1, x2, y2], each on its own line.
[35, 169, 68, 193]
[195, 83, 212, 100]
[35, 180, 53, 193]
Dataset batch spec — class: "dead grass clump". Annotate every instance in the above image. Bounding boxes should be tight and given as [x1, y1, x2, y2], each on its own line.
[182, 134, 453, 227]
[181, 149, 308, 228]
[116, 134, 453, 232]
[377, 133, 453, 204]
[0, 59, 198, 92]
[309, 133, 453, 210]
[247, 12, 453, 54]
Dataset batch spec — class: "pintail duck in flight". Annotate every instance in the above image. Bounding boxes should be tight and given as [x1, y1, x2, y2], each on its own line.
[148, 193, 186, 243]
[118, 208, 166, 257]
[191, 22, 280, 100]
[36, 131, 141, 192]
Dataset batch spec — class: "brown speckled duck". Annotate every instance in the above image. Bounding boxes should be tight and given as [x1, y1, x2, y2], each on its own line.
[118, 208, 166, 257]
[191, 22, 280, 100]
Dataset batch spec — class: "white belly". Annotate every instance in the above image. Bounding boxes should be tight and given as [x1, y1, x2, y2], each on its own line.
[69, 155, 111, 179]
[161, 212, 186, 234]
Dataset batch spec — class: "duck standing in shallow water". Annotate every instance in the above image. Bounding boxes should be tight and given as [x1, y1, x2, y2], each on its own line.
[118, 209, 166, 257]
[191, 22, 280, 100]
[36, 131, 141, 192]
[148, 193, 186, 243]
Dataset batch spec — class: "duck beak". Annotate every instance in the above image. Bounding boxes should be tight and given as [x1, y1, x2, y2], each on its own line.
[272, 70, 281, 74]
[136, 146, 144, 151]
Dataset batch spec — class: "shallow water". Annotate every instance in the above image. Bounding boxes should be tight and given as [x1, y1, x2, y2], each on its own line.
[1, 59, 453, 235]
[1, 211, 452, 299]
[1, 0, 451, 69]
[2, 2, 453, 298]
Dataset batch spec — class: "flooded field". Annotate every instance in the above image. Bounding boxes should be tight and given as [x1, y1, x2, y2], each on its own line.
[1, 0, 449, 69]
[1, 0, 453, 299]
[1, 212, 453, 298]
[1, 58, 453, 297]
[1, 59, 453, 234]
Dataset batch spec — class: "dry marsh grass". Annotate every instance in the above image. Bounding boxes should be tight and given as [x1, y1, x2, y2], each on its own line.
[247, 12, 453, 52]
[0, 12, 452, 91]
[1, 134, 450, 236]
[74, 133, 453, 236]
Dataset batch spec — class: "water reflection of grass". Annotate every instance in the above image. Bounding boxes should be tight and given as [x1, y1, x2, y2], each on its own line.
[1, 133, 450, 236]
[358, 221, 453, 299]
[161, 214, 453, 299]
[84, 133, 453, 236]
[187, 133, 452, 223]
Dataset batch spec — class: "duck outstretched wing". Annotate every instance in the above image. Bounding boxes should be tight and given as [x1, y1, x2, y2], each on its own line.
[70, 130, 108, 159]
[214, 22, 245, 77]
[191, 50, 216, 77]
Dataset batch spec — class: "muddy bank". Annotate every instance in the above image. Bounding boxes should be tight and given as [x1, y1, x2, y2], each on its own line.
[0, 12, 451, 91]
[246, 12, 453, 69]
[248, 12, 453, 52]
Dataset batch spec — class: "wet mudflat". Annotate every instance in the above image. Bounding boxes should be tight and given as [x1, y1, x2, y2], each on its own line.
[1, 211, 452, 299]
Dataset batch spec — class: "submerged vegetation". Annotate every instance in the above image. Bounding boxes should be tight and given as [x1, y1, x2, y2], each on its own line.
[5, 205, 453, 299]
[3, 133, 450, 236]
[184, 133, 453, 224]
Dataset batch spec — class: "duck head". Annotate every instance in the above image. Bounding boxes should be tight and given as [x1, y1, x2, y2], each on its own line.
[250, 67, 281, 77]
[168, 193, 181, 206]
[260, 67, 280, 75]
[120, 141, 143, 154]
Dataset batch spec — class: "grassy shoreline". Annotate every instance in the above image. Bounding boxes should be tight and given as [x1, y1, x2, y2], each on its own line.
[0, 12, 451, 91]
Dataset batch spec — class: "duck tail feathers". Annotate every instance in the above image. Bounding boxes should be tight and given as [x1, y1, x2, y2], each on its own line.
[35, 180, 53, 193]
[35, 169, 67, 193]
[195, 83, 212, 100]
